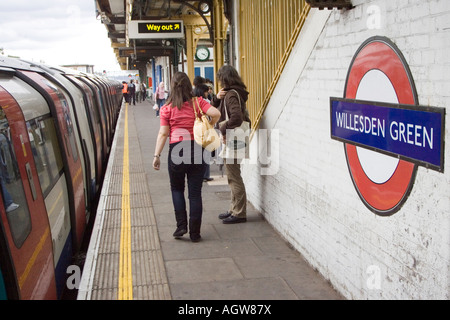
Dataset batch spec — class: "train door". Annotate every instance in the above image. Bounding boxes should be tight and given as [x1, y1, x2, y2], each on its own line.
[42, 70, 97, 213]
[0, 268, 6, 300]
[40, 73, 93, 222]
[0, 86, 57, 299]
[65, 76, 104, 186]
[0, 206, 18, 300]
[17, 71, 86, 253]
[79, 77, 110, 159]
[89, 78, 113, 146]
[95, 78, 115, 137]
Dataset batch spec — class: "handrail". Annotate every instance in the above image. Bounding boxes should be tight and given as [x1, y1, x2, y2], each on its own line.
[238, 1, 311, 137]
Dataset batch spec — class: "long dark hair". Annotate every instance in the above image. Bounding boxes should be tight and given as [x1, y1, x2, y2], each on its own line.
[217, 65, 247, 89]
[193, 84, 209, 98]
[166, 72, 193, 110]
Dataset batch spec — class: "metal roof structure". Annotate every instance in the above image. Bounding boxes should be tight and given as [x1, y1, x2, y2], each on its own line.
[95, 0, 219, 70]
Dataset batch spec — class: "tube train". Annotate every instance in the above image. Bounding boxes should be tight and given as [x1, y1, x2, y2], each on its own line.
[0, 56, 122, 299]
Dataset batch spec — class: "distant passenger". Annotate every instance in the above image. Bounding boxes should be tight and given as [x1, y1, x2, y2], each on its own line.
[193, 75, 206, 89]
[128, 80, 136, 106]
[211, 65, 251, 224]
[122, 81, 129, 104]
[135, 81, 141, 103]
[154, 82, 167, 117]
[152, 72, 221, 242]
[140, 82, 147, 103]
[193, 82, 214, 183]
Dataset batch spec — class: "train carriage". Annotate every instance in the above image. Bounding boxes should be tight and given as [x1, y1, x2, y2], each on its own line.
[33, 65, 99, 215]
[0, 56, 121, 299]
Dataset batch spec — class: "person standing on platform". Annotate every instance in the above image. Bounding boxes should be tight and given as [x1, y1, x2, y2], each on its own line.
[193, 83, 215, 182]
[193, 76, 206, 89]
[128, 80, 136, 105]
[153, 72, 221, 242]
[122, 81, 129, 104]
[140, 82, 147, 102]
[135, 80, 141, 103]
[211, 65, 251, 224]
[155, 82, 167, 117]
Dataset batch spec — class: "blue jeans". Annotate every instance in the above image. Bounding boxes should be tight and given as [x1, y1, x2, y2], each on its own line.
[0, 178, 12, 208]
[157, 99, 165, 116]
[168, 141, 206, 234]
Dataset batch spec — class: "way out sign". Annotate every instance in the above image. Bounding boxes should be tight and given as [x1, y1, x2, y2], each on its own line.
[129, 20, 184, 39]
[330, 37, 445, 216]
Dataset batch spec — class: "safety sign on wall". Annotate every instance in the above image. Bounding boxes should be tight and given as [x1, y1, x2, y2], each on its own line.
[330, 36, 445, 216]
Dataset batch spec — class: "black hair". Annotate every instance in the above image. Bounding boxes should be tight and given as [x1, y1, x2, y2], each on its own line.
[193, 84, 209, 98]
[193, 76, 206, 87]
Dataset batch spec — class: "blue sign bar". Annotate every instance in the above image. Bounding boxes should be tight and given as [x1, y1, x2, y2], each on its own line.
[330, 98, 445, 172]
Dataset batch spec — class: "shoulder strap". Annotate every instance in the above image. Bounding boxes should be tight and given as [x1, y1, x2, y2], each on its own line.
[224, 89, 243, 121]
[230, 89, 242, 107]
[192, 97, 205, 118]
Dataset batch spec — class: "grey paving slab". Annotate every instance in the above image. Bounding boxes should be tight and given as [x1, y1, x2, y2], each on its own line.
[170, 277, 299, 300]
[78, 103, 171, 300]
[131, 101, 344, 300]
[80, 101, 344, 301]
[161, 237, 263, 261]
[166, 258, 244, 284]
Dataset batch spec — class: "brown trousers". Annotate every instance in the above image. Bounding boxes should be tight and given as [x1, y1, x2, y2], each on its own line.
[225, 162, 247, 218]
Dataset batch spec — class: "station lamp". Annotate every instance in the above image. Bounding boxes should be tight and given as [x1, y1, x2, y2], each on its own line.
[306, 0, 353, 10]
[198, 1, 212, 14]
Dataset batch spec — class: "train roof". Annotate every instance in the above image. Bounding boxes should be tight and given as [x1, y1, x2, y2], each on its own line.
[0, 56, 42, 73]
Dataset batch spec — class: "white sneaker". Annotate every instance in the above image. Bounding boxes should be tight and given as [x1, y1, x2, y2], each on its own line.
[6, 203, 19, 213]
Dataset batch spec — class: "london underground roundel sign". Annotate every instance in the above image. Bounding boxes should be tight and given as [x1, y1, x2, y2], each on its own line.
[330, 36, 445, 216]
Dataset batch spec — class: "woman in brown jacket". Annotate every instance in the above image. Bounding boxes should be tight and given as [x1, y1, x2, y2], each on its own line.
[211, 65, 251, 224]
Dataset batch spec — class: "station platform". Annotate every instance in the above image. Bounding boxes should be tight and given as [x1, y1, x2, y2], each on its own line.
[77, 99, 344, 301]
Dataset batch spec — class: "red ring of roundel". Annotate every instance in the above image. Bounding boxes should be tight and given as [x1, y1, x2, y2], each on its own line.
[344, 37, 418, 216]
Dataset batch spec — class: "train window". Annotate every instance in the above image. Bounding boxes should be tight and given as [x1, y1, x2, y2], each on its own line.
[86, 90, 100, 126]
[66, 75, 100, 128]
[27, 117, 63, 197]
[0, 108, 31, 248]
[43, 79, 79, 163]
[61, 98, 78, 162]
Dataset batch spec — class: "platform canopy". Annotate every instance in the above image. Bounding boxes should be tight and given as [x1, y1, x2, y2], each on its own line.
[95, 0, 227, 72]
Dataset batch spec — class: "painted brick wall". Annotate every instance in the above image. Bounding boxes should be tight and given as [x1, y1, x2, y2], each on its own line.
[242, 0, 450, 299]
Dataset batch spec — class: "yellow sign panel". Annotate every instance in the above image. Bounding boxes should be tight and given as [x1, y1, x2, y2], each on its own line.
[129, 20, 184, 39]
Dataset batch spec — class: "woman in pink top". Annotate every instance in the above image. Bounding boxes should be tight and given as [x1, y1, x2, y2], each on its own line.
[153, 72, 220, 242]
[154, 82, 166, 117]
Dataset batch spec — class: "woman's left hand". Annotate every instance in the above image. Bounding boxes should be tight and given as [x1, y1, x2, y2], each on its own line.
[153, 157, 161, 171]
[216, 89, 227, 100]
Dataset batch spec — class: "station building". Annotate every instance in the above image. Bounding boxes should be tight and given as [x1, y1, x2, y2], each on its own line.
[97, 0, 450, 299]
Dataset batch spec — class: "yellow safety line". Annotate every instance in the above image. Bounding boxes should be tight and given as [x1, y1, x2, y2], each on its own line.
[118, 103, 133, 300]
[19, 227, 50, 289]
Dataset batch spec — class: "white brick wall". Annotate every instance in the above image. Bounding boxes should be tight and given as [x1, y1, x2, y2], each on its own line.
[242, 0, 450, 299]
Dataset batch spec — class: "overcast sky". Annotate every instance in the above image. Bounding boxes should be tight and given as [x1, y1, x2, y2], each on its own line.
[0, 0, 122, 72]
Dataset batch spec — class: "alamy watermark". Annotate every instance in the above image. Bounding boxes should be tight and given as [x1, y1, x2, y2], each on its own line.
[170, 128, 280, 176]
[366, 265, 382, 290]
[66, 265, 81, 290]
[366, 5, 383, 30]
